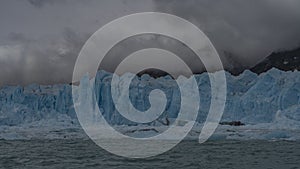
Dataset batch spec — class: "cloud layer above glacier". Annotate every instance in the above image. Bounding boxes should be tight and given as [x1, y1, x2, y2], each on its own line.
[0, 0, 300, 85]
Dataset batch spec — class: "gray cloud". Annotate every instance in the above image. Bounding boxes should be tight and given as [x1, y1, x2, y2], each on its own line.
[100, 34, 205, 76]
[1, 0, 300, 85]
[153, 0, 300, 68]
[0, 28, 88, 86]
[27, 0, 66, 8]
[0, 0, 154, 85]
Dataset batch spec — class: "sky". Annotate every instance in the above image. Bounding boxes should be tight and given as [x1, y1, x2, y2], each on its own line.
[0, 0, 300, 85]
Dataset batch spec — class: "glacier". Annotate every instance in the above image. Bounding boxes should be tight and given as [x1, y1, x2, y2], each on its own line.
[0, 68, 299, 140]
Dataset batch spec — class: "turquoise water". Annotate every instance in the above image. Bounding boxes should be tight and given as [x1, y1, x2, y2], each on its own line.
[0, 140, 299, 169]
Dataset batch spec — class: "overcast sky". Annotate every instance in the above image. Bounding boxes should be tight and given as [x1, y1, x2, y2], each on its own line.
[0, 0, 300, 85]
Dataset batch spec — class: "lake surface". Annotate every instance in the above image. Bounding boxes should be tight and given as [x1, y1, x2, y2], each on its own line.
[0, 139, 299, 169]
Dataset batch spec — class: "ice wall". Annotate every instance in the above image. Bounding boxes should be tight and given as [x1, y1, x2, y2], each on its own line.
[0, 68, 299, 127]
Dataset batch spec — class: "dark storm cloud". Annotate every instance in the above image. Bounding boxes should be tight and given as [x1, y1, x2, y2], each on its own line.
[100, 34, 205, 76]
[0, 0, 154, 85]
[0, 28, 87, 86]
[1, 0, 300, 85]
[153, 0, 300, 68]
[27, 0, 66, 8]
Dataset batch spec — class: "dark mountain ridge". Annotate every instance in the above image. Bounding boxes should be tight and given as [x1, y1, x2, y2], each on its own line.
[250, 47, 300, 74]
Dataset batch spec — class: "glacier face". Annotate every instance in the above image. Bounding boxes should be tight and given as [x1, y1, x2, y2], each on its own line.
[0, 68, 299, 129]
